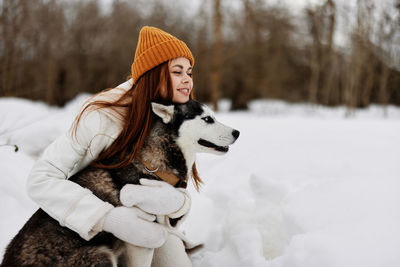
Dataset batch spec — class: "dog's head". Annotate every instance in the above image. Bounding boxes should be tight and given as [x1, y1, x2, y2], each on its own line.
[151, 100, 240, 155]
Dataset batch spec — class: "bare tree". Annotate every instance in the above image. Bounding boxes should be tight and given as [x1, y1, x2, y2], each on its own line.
[377, 11, 398, 115]
[0, 0, 26, 96]
[1, 0, 399, 109]
[192, 1, 211, 102]
[306, 0, 337, 105]
[210, 0, 223, 111]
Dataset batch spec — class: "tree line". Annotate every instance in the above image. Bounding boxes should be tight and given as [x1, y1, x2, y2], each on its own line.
[1, 0, 399, 111]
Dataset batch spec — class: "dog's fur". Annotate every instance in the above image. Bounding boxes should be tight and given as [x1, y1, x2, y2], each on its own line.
[1, 100, 239, 267]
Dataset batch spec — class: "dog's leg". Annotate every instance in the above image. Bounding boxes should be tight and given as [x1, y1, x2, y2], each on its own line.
[66, 246, 118, 267]
[151, 233, 192, 267]
[61, 246, 118, 267]
[125, 243, 155, 267]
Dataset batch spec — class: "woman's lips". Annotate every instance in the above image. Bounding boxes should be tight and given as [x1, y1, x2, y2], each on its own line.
[178, 88, 190, 96]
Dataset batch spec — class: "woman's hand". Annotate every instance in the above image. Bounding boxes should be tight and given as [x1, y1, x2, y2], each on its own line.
[102, 206, 168, 248]
[120, 179, 189, 217]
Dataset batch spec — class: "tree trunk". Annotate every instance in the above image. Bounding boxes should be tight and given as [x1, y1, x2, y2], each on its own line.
[210, 0, 222, 111]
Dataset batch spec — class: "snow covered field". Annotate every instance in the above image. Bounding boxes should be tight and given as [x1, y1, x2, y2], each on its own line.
[1, 95, 399, 266]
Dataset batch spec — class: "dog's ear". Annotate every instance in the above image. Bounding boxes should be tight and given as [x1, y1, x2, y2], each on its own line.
[151, 103, 175, 123]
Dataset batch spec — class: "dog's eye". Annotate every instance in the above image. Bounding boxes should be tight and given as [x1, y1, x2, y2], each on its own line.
[202, 116, 215, 123]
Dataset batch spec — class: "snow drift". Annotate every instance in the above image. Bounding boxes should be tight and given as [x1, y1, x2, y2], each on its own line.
[1, 96, 399, 266]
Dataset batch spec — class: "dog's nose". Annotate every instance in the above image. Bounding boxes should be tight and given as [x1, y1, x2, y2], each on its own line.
[232, 130, 240, 139]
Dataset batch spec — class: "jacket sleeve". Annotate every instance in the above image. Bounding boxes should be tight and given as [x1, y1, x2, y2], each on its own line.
[26, 110, 115, 240]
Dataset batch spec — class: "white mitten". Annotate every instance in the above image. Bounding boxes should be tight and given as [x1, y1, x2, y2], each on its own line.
[102, 206, 168, 248]
[120, 179, 189, 218]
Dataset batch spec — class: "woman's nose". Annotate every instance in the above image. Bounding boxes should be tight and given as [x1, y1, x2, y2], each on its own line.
[182, 74, 191, 83]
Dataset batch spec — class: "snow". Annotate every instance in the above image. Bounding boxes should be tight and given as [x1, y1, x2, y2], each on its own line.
[1, 96, 399, 266]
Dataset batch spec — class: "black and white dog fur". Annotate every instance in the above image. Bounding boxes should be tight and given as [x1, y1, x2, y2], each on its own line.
[1, 100, 240, 267]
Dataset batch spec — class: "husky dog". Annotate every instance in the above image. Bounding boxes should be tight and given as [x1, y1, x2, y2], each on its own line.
[2, 100, 240, 266]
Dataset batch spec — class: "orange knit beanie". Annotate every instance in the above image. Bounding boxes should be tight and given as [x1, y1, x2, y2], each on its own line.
[131, 26, 194, 84]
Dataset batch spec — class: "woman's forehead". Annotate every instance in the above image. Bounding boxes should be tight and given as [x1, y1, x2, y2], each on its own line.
[169, 57, 192, 68]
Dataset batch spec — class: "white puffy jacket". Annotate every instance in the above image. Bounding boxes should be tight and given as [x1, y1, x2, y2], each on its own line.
[27, 79, 135, 240]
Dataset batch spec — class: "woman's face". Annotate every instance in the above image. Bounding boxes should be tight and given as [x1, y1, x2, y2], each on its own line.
[168, 57, 193, 103]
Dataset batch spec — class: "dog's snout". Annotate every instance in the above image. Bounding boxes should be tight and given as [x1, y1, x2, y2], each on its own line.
[232, 130, 240, 139]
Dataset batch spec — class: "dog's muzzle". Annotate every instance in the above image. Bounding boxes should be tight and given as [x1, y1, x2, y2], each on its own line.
[198, 129, 240, 153]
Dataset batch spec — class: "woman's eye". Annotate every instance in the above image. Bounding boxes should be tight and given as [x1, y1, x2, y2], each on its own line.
[173, 71, 181, 75]
[202, 116, 215, 123]
[187, 73, 193, 77]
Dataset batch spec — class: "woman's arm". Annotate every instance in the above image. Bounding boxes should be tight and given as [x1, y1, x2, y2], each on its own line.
[27, 110, 116, 240]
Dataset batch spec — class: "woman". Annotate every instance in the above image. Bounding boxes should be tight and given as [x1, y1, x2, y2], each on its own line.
[27, 26, 197, 265]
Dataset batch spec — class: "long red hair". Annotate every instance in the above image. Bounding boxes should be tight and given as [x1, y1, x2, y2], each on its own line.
[72, 61, 202, 190]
